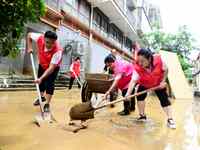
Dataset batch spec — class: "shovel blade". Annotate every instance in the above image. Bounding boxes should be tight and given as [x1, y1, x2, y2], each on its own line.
[34, 112, 52, 127]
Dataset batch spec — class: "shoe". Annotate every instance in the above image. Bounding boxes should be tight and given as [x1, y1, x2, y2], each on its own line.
[167, 118, 176, 129]
[137, 114, 147, 122]
[33, 97, 46, 106]
[118, 110, 130, 116]
[44, 103, 50, 112]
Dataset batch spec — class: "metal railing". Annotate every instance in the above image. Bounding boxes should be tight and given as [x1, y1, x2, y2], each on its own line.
[108, 36, 122, 48]
[123, 46, 131, 53]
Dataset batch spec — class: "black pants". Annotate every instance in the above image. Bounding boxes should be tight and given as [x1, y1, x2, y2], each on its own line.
[122, 89, 136, 112]
[38, 65, 59, 95]
[69, 76, 81, 89]
[134, 85, 171, 107]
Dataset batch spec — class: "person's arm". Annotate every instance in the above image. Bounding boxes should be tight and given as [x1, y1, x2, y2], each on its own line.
[27, 33, 33, 53]
[125, 70, 139, 98]
[34, 51, 62, 84]
[161, 63, 168, 83]
[27, 32, 41, 53]
[104, 74, 122, 99]
[158, 60, 168, 89]
[70, 63, 74, 72]
[34, 64, 57, 84]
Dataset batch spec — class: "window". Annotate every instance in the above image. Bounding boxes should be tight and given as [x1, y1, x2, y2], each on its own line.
[109, 26, 116, 39]
[124, 37, 132, 51]
[110, 24, 123, 44]
[93, 10, 101, 27]
[101, 18, 108, 33]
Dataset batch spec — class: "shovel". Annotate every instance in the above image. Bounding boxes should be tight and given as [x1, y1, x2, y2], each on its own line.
[69, 85, 162, 121]
[30, 52, 56, 127]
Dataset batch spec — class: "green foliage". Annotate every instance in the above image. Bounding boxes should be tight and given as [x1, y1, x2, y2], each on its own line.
[142, 25, 196, 79]
[0, 0, 46, 57]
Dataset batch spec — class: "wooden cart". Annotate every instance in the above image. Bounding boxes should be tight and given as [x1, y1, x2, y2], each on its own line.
[81, 73, 117, 102]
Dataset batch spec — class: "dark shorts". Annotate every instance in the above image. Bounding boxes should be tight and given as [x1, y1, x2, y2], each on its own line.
[38, 65, 59, 95]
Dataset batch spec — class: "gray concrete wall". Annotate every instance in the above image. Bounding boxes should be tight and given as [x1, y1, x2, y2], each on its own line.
[57, 26, 89, 76]
[90, 41, 110, 73]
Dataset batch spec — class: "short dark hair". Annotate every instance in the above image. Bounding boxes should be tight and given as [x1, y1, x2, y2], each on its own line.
[75, 57, 80, 61]
[104, 55, 115, 64]
[44, 31, 57, 40]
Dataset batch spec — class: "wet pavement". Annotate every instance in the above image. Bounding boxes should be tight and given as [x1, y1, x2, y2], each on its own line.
[0, 89, 200, 150]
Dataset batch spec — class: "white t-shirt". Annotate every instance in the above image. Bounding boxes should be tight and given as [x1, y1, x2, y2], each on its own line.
[30, 33, 62, 65]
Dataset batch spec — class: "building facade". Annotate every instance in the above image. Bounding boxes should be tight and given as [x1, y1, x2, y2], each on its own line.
[0, 0, 154, 77]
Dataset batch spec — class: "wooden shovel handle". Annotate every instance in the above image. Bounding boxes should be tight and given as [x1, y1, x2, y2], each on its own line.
[94, 85, 162, 111]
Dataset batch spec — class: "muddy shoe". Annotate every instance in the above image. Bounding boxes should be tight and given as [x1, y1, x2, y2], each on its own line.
[137, 114, 147, 122]
[167, 118, 176, 129]
[118, 110, 130, 116]
[44, 103, 50, 112]
[33, 97, 46, 106]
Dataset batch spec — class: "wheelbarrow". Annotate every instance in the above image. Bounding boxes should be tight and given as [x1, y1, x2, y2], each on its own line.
[81, 73, 118, 102]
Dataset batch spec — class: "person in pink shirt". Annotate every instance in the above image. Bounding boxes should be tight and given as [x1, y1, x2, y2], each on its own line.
[104, 55, 136, 115]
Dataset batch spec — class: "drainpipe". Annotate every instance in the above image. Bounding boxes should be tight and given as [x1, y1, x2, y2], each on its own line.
[89, 5, 94, 49]
[85, 5, 94, 73]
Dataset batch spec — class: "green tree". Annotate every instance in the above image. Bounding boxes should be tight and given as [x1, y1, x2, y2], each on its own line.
[142, 24, 195, 80]
[0, 0, 46, 57]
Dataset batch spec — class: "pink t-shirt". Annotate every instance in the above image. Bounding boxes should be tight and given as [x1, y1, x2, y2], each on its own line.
[114, 60, 134, 90]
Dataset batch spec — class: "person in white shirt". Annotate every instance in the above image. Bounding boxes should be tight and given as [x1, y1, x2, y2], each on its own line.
[27, 31, 63, 112]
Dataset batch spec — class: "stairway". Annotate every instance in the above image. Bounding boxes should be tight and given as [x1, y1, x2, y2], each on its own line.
[0, 74, 80, 91]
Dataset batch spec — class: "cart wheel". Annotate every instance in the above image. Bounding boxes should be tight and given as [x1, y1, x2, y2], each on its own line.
[81, 81, 92, 102]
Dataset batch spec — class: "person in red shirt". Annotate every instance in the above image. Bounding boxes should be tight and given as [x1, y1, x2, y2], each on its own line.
[126, 48, 176, 129]
[27, 31, 63, 112]
[69, 57, 81, 89]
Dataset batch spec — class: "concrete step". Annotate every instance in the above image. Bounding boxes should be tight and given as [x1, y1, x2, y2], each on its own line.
[13, 79, 70, 84]
[0, 84, 68, 88]
[0, 87, 67, 92]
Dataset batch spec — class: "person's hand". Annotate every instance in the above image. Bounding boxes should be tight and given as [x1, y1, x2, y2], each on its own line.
[34, 78, 42, 84]
[125, 94, 131, 101]
[103, 91, 110, 100]
[158, 81, 167, 89]
[27, 49, 33, 53]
